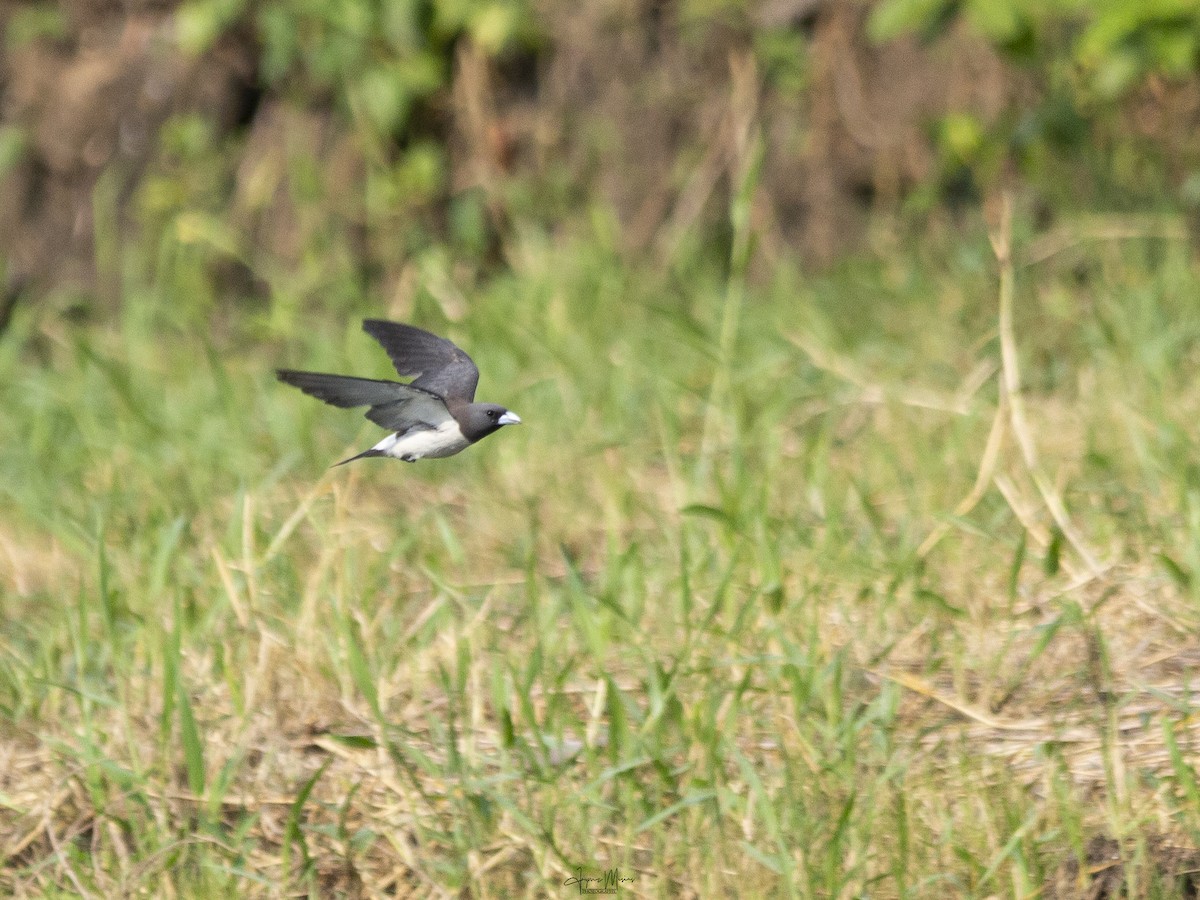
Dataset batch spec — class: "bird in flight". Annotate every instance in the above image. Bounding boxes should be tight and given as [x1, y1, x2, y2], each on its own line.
[278, 320, 521, 466]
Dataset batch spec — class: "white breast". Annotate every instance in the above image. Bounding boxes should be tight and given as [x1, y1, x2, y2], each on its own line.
[370, 421, 470, 461]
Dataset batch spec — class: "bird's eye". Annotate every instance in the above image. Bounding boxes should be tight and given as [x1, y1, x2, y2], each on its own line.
[488, 410, 496, 418]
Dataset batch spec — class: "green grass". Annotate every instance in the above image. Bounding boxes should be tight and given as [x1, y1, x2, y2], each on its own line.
[3, 211, 1200, 897]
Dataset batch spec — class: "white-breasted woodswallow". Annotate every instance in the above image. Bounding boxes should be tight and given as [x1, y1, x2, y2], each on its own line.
[278, 320, 521, 465]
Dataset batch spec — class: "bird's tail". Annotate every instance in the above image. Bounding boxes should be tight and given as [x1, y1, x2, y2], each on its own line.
[332, 448, 385, 467]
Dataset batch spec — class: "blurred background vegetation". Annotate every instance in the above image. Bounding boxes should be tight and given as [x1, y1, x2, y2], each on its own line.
[6, 0, 1200, 896]
[3, 0, 1200, 326]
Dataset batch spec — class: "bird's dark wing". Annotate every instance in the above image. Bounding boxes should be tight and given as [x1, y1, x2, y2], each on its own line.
[277, 370, 451, 431]
[361, 320, 480, 402]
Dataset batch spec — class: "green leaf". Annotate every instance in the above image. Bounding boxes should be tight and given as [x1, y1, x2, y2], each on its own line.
[330, 733, 378, 750]
[680, 504, 735, 528]
[965, 0, 1022, 42]
[282, 759, 331, 878]
[177, 677, 206, 796]
[1007, 530, 1027, 602]
[0, 126, 28, 179]
[635, 789, 717, 833]
[1043, 526, 1062, 576]
[342, 615, 379, 719]
[470, 3, 521, 54]
[915, 588, 966, 617]
[1157, 551, 1192, 590]
[176, 0, 247, 55]
[605, 677, 629, 761]
[1164, 717, 1200, 810]
[868, 0, 957, 42]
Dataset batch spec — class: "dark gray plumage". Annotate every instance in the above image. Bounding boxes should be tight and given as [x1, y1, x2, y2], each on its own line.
[361, 319, 481, 401]
[277, 320, 520, 465]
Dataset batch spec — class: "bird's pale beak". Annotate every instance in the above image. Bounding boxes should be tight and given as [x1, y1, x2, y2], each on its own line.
[498, 411, 522, 426]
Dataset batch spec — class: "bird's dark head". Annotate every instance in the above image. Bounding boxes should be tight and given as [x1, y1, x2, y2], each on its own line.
[459, 403, 521, 442]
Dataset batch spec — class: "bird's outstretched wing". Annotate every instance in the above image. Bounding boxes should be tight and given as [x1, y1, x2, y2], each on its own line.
[276, 370, 451, 431]
[361, 320, 480, 402]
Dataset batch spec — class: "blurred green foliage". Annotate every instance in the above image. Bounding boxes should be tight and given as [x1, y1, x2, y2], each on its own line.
[100, 0, 1200, 321]
[157, 0, 542, 314]
[871, 0, 1200, 100]
[179, 0, 539, 141]
[871, 0, 1200, 209]
[4, 3, 67, 50]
